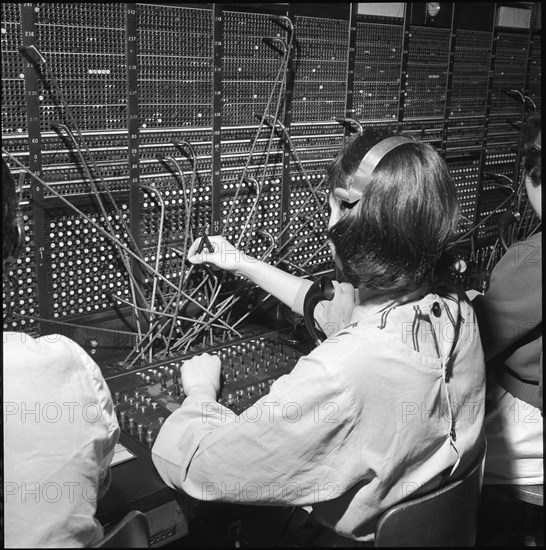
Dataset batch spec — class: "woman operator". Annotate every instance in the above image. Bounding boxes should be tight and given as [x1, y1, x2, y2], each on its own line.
[2, 158, 120, 548]
[152, 129, 486, 544]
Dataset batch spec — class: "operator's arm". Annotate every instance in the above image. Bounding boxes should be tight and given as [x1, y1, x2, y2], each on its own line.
[151, 346, 359, 507]
[188, 235, 313, 315]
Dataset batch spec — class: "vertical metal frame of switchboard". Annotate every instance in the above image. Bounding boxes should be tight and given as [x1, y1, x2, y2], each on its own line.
[505, 27, 532, 188]
[523, 3, 539, 113]
[441, 4, 457, 157]
[507, 2, 540, 246]
[20, 3, 49, 334]
[526, 5, 541, 113]
[513, 2, 539, 191]
[211, 4, 223, 236]
[397, 5, 410, 132]
[473, 12, 497, 234]
[126, 3, 144, 333]
[345, 4, 358, 132]
[280, 4, 295, 251]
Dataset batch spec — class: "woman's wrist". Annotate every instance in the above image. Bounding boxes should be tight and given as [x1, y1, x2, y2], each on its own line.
[184, 383, 218, 400]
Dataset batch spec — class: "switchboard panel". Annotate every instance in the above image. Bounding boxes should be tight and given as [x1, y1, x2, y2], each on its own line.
[2, 1, 540, 353]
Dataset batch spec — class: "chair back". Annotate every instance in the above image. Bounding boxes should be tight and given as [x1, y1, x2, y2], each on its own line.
[93, 510, 150, 548]
[375, 447, 485, 547]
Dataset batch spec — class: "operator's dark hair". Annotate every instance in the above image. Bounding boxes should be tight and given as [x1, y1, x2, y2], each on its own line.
[326, 128, 460, 293]
[3, 158, 19, 263]
[522, 112, 541, 187]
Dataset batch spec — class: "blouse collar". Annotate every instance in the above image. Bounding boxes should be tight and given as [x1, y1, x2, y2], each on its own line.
[351, 286, 429, 322]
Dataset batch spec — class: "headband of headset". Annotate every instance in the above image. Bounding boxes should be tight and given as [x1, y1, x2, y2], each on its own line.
[333, 136, 413, 204]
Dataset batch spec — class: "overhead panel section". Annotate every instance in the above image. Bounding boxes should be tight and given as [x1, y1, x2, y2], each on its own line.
[136, 4, 214, 309]
[286, 6, 351, 276]
[220, 7, 288, 264]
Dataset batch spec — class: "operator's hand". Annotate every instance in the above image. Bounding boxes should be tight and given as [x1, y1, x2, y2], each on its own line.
[187, 235, 253, 273]
[181, 353, 221, 399]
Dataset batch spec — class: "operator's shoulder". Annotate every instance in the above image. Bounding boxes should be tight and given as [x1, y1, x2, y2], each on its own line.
[3, 331, 81, 353]
[3, 331, 97, 375]
[305, 321, 384, 370]
[503, 232, 542, 267]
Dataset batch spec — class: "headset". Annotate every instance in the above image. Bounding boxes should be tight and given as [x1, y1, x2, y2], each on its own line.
[302, 136, 412, 346]
[333, 136, 413, 205]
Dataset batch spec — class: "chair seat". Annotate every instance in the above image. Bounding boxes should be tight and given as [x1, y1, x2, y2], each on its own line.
[374, 444, 486, 547]
[92, 510, 150, 548]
